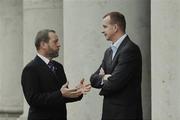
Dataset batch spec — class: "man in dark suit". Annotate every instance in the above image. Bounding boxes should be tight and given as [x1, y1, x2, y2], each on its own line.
[90, 12, 143, 120]
[21, 29, 91, 120]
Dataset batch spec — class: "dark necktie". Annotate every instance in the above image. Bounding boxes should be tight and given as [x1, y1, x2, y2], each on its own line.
[48, 61, 56, 73]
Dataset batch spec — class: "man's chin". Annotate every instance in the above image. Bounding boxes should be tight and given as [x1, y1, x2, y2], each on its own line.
[49, 53, 59, 59]
[54, 53, 59, 58]
[106, 38, 111, 41]
[104, 36, 110, 41]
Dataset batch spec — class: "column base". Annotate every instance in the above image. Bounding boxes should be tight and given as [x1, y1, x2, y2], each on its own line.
[0, 111, 22, 120]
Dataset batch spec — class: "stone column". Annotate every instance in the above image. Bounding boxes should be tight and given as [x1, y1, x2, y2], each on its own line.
[0, 0, 23, 120]
[20, 0, 63, 119]
[64, 0, 150, 120]
[151, 0, 180, 120]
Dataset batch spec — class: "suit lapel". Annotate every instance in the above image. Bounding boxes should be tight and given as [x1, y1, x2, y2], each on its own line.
[110, 36, 129, 73]
[34, 56, 58, 81]
[105, 48, 113, 73]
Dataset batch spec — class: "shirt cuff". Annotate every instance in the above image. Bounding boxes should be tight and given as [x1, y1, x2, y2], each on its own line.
[100, 79, 104, 85]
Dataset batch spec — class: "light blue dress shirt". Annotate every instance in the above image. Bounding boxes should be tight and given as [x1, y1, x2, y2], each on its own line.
[110, 34, 127, 60]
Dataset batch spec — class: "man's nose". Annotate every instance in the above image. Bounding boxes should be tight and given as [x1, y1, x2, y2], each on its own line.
[57, 42, 61, 47]
[101, 30, 104, 34]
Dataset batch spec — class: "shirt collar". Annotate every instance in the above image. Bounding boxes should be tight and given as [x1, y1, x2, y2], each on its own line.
[37, 53, 50, 65]
[111, 33, 127, 50]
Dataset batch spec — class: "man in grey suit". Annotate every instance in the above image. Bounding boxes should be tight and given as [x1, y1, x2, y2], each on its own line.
[90, 12, 143, 120]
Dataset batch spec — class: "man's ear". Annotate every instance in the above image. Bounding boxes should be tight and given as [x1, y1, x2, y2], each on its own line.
[113, 24, 118, 33]
[40, 41, 47, 49]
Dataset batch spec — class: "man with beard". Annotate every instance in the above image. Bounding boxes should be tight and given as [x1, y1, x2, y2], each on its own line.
[21, 29, 91, 120]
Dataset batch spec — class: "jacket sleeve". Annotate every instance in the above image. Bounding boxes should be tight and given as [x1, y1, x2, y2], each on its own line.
[21, 66, 66, 108]
[90, 49, 108, 88]
[90, 64, 104, 89]
[100, 47, 141, 96]
[64, 95, 83, 103]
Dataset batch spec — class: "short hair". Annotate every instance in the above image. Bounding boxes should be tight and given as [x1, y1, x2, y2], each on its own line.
[35, 29, 56, 50]
[103, 12, 126, 32]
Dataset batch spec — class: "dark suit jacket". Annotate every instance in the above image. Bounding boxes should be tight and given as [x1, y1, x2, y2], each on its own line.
[90, 36, 143, 120]
[21, 56, 82, 120]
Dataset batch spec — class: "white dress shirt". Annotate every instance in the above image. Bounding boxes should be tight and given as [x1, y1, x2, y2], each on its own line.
[37, 53, 50, 65]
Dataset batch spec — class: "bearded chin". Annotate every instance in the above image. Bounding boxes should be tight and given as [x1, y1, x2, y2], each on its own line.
[49, 51, 59, 59]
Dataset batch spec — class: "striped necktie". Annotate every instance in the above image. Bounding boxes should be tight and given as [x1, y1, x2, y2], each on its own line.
[48, 61, 56, 73]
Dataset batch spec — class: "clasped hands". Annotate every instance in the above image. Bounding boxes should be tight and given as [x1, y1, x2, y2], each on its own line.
[60, 79, 91, 98]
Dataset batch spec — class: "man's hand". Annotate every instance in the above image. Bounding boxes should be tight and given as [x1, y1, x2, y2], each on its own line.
[60, 82, 82, 98]
[99, 67, 105, 76]
[99, 67, 111, 80]
[102, 74, 112, 80]
[76, 78, 91, 95]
